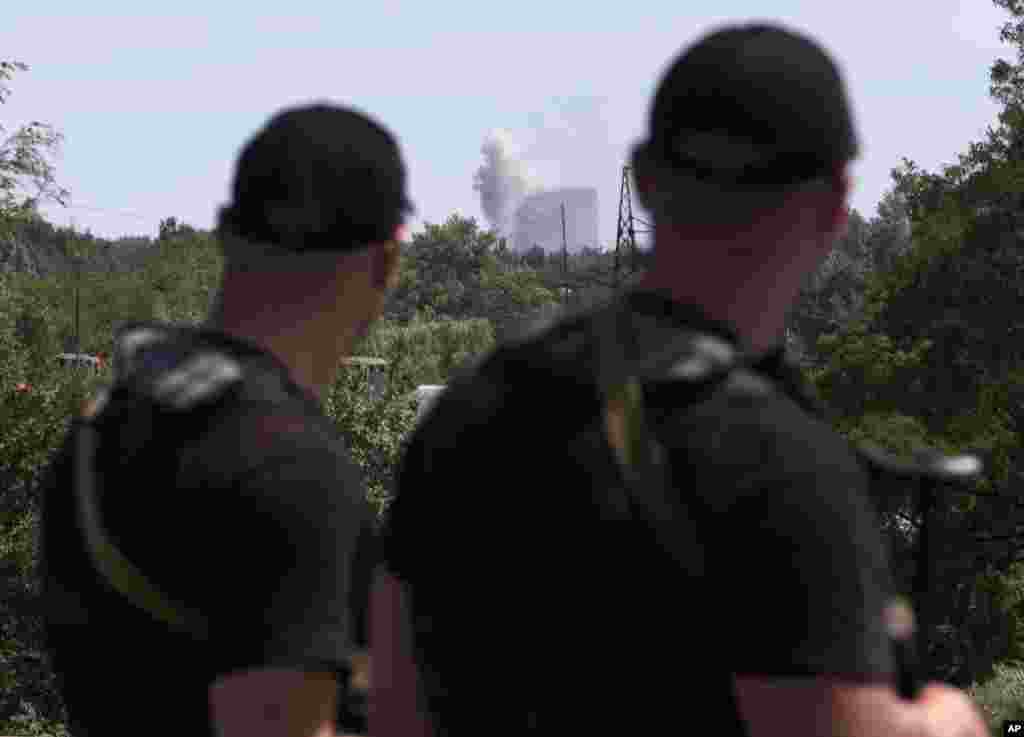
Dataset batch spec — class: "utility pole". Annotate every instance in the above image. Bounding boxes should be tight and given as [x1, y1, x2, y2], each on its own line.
[863, 447, 984, 694]
[913, 474, 936, 681]
[907, 456, 978, 685]
[561, 203, 568, 306]
[71, 217, 81, 356]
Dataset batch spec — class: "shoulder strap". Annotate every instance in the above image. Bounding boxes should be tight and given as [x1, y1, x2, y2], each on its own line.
[586, 296, 775, 565]
[590, 298, 729, 476]
[72, 417, 214, 639]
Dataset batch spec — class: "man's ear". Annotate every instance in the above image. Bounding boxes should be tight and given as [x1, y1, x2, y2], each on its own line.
[371, 240, 401, 291]
[384, 240, 401, 291]
[828, 167, 852, 235]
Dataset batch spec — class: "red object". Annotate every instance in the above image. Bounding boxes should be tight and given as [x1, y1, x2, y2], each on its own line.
[15, 383, 32, 393]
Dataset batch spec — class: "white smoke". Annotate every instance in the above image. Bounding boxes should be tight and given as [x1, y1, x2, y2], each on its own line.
[473, 129, 541, 235]
[475, 97, 616, 246]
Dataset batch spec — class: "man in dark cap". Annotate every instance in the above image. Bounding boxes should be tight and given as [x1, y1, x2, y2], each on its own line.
[369, 24, 989, 737]
[39, 103, 411, 736]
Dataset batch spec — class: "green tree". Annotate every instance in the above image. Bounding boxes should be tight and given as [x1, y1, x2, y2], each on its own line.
[477, 256, 557, 340]
[385, 214, 559, 337]
[143, 218, 222, 325]
[0, 61, 68, 240]
[414, 215, 495, 282]
[800, 0, 1024, 688]
[3, 271, 62, 387]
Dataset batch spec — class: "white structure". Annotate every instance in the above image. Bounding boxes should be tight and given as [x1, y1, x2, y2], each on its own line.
[341, 356, 389, 401]
[512, 187, 598, 255]
[410, 384, 446, 423]
[56, 353, 101, 372]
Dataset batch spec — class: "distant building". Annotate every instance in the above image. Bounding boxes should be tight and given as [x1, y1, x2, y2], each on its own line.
[512, 188, 598, 255]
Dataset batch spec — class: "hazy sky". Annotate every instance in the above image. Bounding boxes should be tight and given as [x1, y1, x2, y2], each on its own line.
[2, 1, 1014, 247]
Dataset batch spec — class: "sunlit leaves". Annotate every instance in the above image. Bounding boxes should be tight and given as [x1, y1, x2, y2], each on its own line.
[0, 61, 68, 240]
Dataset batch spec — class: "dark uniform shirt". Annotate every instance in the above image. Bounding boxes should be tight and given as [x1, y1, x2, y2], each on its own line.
[40, 323, 375, 737]
[381, 288, 896, 735]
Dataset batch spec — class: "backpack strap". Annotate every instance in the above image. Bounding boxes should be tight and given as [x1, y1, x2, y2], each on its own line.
[72, 327, 254, 640]
[71, 324, 304, 641]
[591, 299, 738, 465]
[584, 296, 775, 569]
[72, 417, 214, 639]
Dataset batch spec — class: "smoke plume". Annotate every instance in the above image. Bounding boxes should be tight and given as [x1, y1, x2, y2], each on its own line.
[473, 129, 540, 235]
[475, 97, 616, 246]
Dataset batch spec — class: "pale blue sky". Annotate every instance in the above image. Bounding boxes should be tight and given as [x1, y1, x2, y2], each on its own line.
[2, 0, 1013, 247]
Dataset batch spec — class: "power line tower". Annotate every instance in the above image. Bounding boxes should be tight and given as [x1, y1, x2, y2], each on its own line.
[614, 166, 636, 288]
[613, 165, 652, 287]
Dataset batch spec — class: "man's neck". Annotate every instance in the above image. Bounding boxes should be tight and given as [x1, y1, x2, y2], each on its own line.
[636, 216, 823, 357]
[637, 266, 791, 358]
[205, 304, 362, 405]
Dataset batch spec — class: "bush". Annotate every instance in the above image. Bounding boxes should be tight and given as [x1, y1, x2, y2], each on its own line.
[323, 314, 497, 519]
[360, 313, 495, 394]
[324, 363, 417, 520]
[0, 370, 99, 733]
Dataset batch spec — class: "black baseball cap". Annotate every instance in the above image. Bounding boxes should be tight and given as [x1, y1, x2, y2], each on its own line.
[218, 103, 414, 251]
[632, 23, 858, 203]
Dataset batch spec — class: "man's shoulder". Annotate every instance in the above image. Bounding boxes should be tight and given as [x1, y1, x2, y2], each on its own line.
[676, 372, 868, 489]
[413, 295, 747, 438]
[483, 306, 599, 380]
[103, 322, 350, 480]
[419, 308, 602, 429]
[181, 388, 357, 500]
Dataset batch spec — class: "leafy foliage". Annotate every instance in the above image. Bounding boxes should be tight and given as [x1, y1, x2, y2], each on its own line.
[385, 213, 559, 339]
[790, 0, 1024, 688]
[0, 61, 69, 240]
[968, 661, 1024, 733]
[0, 318, 102, 729]
[326, 314, 497, 518]
[363, 314, 495, 389]
[325, 365, 417, 520]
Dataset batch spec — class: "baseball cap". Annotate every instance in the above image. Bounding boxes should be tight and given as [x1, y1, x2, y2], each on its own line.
[632, 23, 858, 207]
[218, 103, 414, 251]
